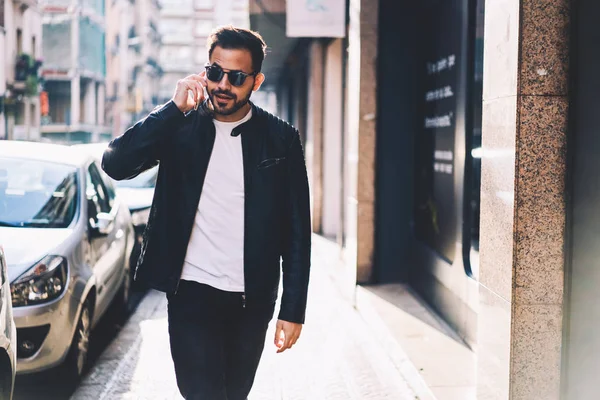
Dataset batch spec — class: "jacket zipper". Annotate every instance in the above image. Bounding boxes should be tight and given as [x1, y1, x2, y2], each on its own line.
[239, 123, 253, 312]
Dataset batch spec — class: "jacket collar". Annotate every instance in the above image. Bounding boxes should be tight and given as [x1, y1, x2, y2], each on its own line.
[230, 102, 264, 137]
[195, 101, 266, 193]
[195, 101, 264, 136]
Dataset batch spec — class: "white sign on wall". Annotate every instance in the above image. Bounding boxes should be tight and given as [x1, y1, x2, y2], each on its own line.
[286, 0, 346, 38]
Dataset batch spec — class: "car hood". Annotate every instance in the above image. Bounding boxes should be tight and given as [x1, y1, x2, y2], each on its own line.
[116, 187, 155, 211]
[0, 227, 73, 282]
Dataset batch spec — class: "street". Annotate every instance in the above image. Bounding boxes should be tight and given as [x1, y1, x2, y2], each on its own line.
[12, 289, 148, 400]
[13, 238, 419, 400]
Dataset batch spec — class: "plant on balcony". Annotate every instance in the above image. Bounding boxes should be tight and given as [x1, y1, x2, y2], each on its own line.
[25, 75, 39, 96]
[15, 54, 32, 81]
[14, 54, 43, 96]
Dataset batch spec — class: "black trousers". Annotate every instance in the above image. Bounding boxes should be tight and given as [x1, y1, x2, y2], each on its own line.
[167, 280, 275, 400]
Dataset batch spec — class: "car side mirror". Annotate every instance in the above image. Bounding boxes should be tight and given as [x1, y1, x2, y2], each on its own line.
[89, 212, 114, 237]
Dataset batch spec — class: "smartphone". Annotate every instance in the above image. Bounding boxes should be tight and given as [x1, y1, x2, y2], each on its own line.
[192, 85, 214, 117]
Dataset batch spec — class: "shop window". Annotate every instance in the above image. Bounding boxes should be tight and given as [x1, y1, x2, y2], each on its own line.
[413, 0, 485, 276]
[464, 0, 485, 277]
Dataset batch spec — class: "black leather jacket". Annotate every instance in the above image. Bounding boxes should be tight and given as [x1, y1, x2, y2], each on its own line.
[102, 100, 311, 324]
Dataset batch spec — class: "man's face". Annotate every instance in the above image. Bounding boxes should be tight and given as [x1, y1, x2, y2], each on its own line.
[206, 46, 264, 116]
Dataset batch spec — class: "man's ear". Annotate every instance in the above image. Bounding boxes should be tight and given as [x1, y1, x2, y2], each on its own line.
[253, 73, 265, 92]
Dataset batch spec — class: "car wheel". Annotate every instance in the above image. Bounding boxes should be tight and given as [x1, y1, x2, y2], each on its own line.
[65, 298, 92, 380]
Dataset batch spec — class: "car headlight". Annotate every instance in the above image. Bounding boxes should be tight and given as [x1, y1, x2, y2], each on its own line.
[131, 207, 151, 227]
[11, 255, 68, 307]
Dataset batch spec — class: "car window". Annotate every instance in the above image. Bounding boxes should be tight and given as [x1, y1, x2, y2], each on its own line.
[114, 166, 158, 189]
[0, 157, 79, 228]
[97, 163, 116, 208]
[86, 173, 100, 221]
[87, 163, 111, 214]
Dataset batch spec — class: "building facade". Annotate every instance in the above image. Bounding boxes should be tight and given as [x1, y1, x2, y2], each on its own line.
[128, 0, 162, 121]
[105, 0, 162, 136]
[1, 0, 43, 141]
[251, 0, 589, 399]
[158, 0, 249, 104]
[41, 0, 110, 143]
[104, 0, 132, 136]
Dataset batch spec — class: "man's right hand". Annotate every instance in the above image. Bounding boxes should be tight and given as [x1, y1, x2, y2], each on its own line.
[172, 72, 208, 114]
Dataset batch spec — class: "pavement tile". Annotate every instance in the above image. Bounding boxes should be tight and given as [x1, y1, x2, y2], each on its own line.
[71, 238, 418, 400]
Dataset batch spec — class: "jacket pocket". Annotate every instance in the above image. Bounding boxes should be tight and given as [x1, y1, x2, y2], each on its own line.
[257, 157, 286, 170]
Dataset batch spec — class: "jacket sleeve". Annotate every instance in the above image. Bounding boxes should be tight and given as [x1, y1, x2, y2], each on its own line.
[278, 131, 312, 324]
[102, 100, 186, 180]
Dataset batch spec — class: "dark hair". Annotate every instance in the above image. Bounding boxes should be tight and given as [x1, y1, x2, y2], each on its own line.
[207, 26, 267, 73]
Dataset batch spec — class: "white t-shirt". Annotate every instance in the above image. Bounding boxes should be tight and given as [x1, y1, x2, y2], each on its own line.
[180, 109, 252, 292]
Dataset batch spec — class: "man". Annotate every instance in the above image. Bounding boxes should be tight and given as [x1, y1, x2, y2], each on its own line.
[102, 26, 311, 400]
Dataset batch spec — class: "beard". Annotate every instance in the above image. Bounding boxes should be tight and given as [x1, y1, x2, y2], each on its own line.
[209, 88, 252, 116]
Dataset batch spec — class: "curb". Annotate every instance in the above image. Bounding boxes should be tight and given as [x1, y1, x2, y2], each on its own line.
[355, 286, 438, 400]
[312, 235, 437, 400]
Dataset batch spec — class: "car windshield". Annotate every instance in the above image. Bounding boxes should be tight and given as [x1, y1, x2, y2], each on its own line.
[114, 167, 157, 189]
[0, 157, 79, 228]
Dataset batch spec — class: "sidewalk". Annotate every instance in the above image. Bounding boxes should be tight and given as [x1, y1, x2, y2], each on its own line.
[70, 238, 419, 400]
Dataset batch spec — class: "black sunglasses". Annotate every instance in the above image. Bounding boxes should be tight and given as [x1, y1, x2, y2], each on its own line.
[204, 64, 258, 87]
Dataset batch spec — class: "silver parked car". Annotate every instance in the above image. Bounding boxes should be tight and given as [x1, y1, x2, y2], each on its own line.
[72, 143, 157, 276]
[0, 246, 16, 399]
[0, 141, 135, 379]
